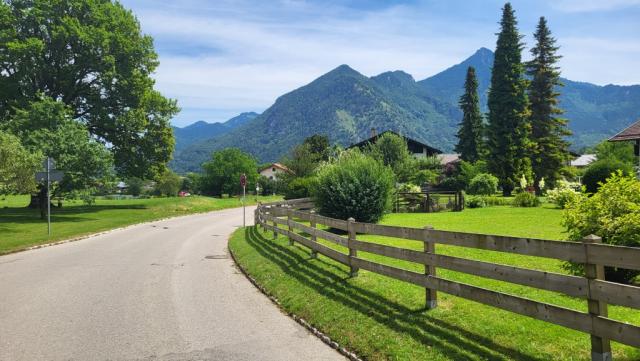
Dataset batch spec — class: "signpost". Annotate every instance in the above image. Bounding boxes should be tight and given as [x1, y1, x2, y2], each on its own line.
[35, 157, 63, 236]
[240, 174, 247, 227]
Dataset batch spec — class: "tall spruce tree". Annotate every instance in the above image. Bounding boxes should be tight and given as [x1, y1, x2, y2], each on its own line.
[455, 67, 485, 162]
[487, 3, 532, 196]
[527, 17, 570, 193]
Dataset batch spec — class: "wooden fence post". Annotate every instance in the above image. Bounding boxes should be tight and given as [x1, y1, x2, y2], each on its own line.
[424, 225, 437, 309]
[272, 207, 278, 240]
[583, 234, 611, 361]
[347, 217, 359, 277]
[287, 207, 294, 246]
[310, 210, 318, 259]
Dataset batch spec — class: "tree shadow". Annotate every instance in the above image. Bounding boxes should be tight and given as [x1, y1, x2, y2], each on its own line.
[243, 226, 544, 361]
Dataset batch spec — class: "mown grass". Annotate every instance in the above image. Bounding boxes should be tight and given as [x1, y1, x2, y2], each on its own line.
[229, 206, 640, 361]
[0, 194, 279, 254]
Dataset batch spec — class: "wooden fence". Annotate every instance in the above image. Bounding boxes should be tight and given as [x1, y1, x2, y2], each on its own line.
[254, 199, 640, 360]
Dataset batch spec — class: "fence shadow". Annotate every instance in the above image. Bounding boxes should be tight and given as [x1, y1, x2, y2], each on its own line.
[243, 226, 543, 361]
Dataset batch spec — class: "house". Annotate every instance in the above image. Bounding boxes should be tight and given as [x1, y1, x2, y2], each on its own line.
[259, 163, 291, 180]
[609, 119, 640, 158]
[347, 129, 442, 157]
[570, 154, 597, 168]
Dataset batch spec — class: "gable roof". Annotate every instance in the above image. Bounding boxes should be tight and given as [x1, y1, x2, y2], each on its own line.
[609, 119, 640, 142]
[347, 130, 442, 154]
[259, 162, 291, 173]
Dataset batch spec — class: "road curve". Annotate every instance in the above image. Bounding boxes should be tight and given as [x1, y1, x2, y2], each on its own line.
[0, 206, 343, 361]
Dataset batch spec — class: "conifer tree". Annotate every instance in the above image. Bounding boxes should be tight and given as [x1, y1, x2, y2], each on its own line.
[455, 67, 485, 162]
[487, 3, 532, 196]
[527, 17, 571, 193]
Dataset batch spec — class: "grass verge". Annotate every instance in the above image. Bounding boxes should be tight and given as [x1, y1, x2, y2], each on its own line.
[229, 206, 640, 361]
[0, 194, 279, 254]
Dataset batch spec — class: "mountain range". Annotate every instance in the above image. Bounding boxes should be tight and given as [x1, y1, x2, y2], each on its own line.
[171, 48, 640, 173]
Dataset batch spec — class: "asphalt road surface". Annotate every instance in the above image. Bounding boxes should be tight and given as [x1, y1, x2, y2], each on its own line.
[0, 207, 343, 361]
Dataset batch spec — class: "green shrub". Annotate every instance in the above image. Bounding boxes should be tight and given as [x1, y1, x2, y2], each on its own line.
[155, 170, 182, 197]
[465, 196, 486, 208]
[582, 160, 632, 194]
[563, 171, 640, 283]
[479, 196, 513, 206]
[467, 173, 498, 195]
[546, 180, 583, 209]
[284, 177, 318, 200]
[512, 192, 541, 207]
[315, 151, 394, 223]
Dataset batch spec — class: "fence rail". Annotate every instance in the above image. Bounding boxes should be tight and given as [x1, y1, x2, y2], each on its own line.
[255, 199, 640, 359]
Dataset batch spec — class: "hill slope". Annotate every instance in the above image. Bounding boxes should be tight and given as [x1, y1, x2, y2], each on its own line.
[174, 65, 459, 172]
[172, 49, 640, 172]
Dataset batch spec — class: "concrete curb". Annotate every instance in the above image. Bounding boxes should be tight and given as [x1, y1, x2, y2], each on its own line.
[228, 228, 363, 361]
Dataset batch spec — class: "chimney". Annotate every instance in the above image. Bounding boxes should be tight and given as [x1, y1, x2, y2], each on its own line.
[370, 127, 377, 138]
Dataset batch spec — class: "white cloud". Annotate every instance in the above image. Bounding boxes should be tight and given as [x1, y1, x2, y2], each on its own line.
[119, 0, 640, 126]
[552, 0, 640, 12]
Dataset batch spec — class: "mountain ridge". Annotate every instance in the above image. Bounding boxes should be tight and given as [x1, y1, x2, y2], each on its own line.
[170, 49, 640, 173]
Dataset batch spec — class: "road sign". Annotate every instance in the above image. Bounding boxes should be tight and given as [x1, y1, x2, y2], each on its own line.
[35, 171, 64, 182]
[240, 174, 247, 187]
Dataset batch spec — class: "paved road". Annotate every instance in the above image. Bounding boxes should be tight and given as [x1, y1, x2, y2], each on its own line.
[0, 207, 343, 361]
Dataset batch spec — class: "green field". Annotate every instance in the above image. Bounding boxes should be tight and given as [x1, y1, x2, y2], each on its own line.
[229, 206, 640, 361]
[0, 194, 279, 254]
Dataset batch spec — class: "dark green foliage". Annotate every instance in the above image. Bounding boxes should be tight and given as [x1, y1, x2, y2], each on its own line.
[0, 0, 178, 179]
[127, 178, 144, 197]
[527, 17, 571, 192]
[563, 172, 640, 283]
[0, 131, 41, 195]
[455, 67, 485, 162]
[284, 177, 318, 200]
[594, 140, 636, 166]
[4, 97, 113, 195]
[315, 151, 394, 223]
[155, 170, 182, 197]
[282, 135, 331, 178]
[200, 148, 258, 196]
[512, 192, 541, 207]
[465, 196, 487, 208]
[258, 175, 285, 196]
[409, 156, 443, 186]
[467, 173, 499, 195]
[367, 133, 412, 182]
[486, 3, 532, 196]
[582, 160, 633, 194]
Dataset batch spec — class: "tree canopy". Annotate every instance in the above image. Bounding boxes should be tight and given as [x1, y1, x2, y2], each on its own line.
[486, 2, 532, 196]
[201, 148, 258, 196]
[0, 131, 41, 196]
[527, 17, 570, 192]
[455, 66, 485, 162]
[0, 0, 178, 178]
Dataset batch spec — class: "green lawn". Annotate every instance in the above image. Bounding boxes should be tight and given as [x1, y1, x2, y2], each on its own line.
[0, 194, 279, 254]
[229, 206, 640, 361]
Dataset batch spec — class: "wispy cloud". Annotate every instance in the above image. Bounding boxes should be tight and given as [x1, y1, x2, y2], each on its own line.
[120, 0, 640, 126]
[551, 0, 640, 13]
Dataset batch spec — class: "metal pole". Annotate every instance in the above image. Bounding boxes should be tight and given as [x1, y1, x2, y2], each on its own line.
[47, 157, 51, 236]
[242, 184, 246, 227]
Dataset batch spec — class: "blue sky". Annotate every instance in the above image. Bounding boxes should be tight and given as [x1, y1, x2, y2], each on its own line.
[119, 0, 640, 127]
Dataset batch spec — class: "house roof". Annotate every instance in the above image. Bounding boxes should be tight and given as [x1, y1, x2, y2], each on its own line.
[570, 154, 597, 167]
[609, 119, 640, 142]
[347, 130, 442, 154]
[259, 162, 291, 173]
[437, 153, 460, 165]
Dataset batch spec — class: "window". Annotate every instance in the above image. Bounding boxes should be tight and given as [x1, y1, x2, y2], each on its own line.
[272, 167, 276, 172]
